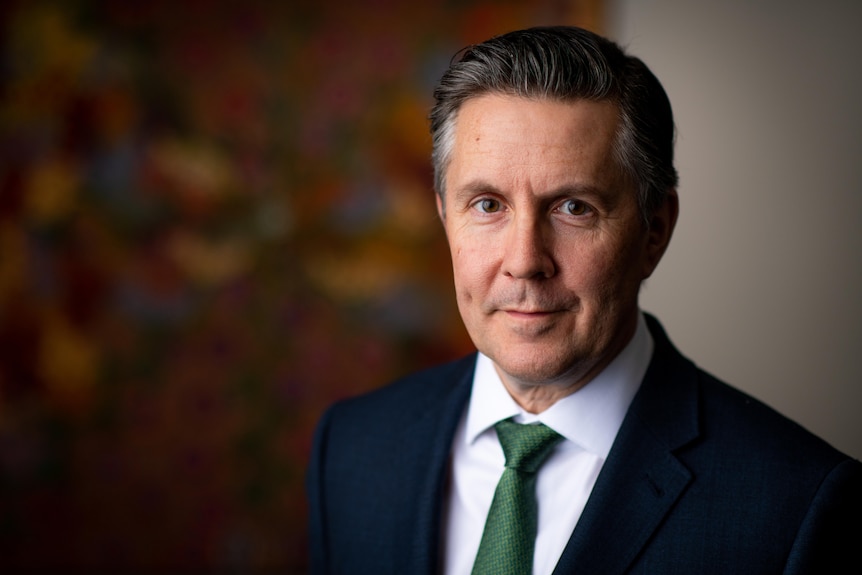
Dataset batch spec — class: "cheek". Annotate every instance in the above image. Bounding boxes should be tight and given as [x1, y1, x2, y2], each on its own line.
[450, 242, 496, 301]
[563, 236, 642, 296]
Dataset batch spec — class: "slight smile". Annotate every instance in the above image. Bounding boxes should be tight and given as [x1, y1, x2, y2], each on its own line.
[504, 309, 558, 318]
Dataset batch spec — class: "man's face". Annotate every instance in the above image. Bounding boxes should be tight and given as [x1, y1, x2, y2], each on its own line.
[438, 94, 674, 399]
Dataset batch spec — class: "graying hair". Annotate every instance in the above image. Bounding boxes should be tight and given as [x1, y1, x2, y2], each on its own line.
[429, 26, 678, 223]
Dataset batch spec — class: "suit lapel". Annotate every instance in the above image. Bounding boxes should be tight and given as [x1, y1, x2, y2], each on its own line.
[553, 317, 700, 575]
[405, 355, 475, 574]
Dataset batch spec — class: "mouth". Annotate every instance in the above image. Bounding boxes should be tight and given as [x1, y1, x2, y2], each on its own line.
[490, 297, 578, 323]
[497, 308, 564, 338]
[502, 309, 560, 319]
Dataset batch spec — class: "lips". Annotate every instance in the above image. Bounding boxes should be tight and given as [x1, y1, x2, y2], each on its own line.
[504, 309, 557, 315]
[486, 293, 579, 316]
[501, 309, 565, 325]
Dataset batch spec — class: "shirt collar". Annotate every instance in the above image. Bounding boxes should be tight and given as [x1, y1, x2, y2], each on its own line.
[464, 311, 654, 459]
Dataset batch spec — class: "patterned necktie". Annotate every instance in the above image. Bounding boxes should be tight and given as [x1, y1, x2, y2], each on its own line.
[471, 418, 564, 575]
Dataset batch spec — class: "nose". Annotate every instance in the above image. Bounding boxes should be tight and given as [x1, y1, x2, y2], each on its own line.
[502, 214, 555, 279]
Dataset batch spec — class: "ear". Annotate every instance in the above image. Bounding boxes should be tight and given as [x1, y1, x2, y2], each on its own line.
[435, 192, 446, 222]
[641, 188, 679, 280]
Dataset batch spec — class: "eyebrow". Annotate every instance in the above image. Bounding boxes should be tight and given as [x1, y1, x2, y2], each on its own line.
[450, 180, 499, 201]
[451, 179, 612, 205]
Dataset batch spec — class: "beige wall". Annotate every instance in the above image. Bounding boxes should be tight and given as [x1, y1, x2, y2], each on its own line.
[608, 0, 862, 459]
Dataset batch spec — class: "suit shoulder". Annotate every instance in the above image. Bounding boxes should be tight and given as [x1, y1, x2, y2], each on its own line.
[694, 367, 852, 470]
[644, 316, 852, 468]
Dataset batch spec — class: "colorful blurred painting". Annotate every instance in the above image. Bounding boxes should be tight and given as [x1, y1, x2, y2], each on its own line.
[0, 0, 601, 571]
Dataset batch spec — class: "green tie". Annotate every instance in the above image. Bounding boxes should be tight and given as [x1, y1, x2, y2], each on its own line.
[471, 418, 564, 575]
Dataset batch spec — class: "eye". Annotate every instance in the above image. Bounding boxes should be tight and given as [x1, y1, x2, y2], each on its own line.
[474, 198, 502, 213]
[562, 199, 591, 216]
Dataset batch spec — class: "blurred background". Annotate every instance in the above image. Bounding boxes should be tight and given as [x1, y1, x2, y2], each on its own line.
[2, 0, 860, 573]
[0, 0, 599, 572]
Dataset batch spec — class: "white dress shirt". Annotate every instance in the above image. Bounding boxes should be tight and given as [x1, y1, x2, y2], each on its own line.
[442, 312, 654, 575]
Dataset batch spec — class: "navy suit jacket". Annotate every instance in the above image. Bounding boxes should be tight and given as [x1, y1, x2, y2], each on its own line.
[307, 316, 862, 573]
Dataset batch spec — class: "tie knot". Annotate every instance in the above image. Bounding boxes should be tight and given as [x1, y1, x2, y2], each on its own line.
[494, 418, 563, 473]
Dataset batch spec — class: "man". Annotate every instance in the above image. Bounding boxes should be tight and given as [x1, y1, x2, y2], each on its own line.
[306, 26, 861, 574]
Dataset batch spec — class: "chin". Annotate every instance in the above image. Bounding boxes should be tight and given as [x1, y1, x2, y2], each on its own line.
[490, 347, 590, 388]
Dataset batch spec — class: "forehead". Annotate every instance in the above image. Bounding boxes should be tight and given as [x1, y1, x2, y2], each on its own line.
[447, 94, 623, 190]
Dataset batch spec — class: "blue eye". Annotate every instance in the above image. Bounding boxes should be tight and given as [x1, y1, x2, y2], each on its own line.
[476, 198, 501, 213]
[563, 200, 590, 216]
